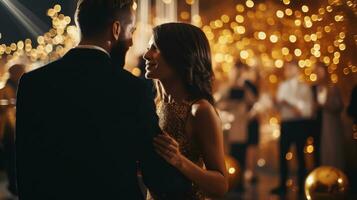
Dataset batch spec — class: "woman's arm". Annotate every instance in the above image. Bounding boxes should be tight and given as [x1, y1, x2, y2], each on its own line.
[153, 100, 228, 198]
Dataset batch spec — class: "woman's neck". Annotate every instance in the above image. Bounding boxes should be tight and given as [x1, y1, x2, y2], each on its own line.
[159, 79, 190, 103]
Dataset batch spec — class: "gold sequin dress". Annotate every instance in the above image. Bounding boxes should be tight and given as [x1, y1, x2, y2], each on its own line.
[147, 100, 205, 200]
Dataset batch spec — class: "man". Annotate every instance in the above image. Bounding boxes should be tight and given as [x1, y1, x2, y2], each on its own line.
[271, 62, 313, 195]
[16, 0, 189, 199]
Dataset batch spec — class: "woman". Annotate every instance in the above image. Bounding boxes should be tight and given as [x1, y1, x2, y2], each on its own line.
[143, 23, 228, 200]
[315, 63, 344, 169]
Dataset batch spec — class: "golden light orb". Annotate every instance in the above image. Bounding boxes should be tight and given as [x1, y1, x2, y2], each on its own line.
[339, 43, 346, 51]
[10, 43, 17, 51]
[246, 0, 254, 8]
[185, 0, 195, 5]
[305, 166, 349, 200]
[323, 56, 331, 64]
[326, 6, 333, 12]
[334, 51, 341, 58]
[318, 8, 326, 14]
[282, 47, 289, 55]
[339, 32, 345, 39]
[309, 74, 317, 82]
[275, 59, 284, 68]
[221, 15, 230, 23]
[289, 35, 297, 43]
[294, 49, 302, 57]
[299, 60, 306, 68]
[334, 15, 344, 22]
[331, 74, 338, 83]
[283, 0, 290, 5]
[225, 155, 241, 190]
[269, 74, 278, 83]
[258, 31, 266, 40]
[276, 10, 284, 18]
[311, 34, 317, 41]
[240, 50, 249, 59]
[54, 4, 61, 12]
[236, 26, 246, 34]
[285, 8, 293, 16]
[47, 9, 55, 17]
[270, 35, 278, 43]
[343, 68, 350, 75]
[302, 5, 309, 13]
[286, 152, 293, 160]
[304, 34, 311, 42]
[17, 41, 24, 50]
[214, 20, 223, 28]
[236, 4, 245, 13]
[235, 15, 244, 23]
[295, 19, 302, 26]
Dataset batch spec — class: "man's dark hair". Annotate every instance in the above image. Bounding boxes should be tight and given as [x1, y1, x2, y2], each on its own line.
[75, 0, 134, 38]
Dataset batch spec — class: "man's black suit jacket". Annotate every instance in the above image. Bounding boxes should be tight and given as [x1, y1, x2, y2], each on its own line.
[15, 48, 189, 200]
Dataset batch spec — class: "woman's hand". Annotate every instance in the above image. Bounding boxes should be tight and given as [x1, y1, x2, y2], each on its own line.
[153, 132, 184, 169]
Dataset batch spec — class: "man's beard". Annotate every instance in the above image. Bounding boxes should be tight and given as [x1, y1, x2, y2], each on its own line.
[110, 39, 129, 69]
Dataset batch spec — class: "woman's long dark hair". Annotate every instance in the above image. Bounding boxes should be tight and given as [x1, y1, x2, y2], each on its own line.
[153, 22, 215, 105]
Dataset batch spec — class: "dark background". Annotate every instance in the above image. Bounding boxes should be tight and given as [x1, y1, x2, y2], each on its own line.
[0, 0, 76, 44]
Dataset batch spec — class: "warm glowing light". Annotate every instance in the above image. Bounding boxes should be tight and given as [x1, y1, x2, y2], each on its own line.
[235, 15, 244, 23]
[132, 1, 138, 10]
[294, 49, 302, 57]
[283, 0, 290, 5]
[17, 41, 24, 49]
[221, 15, 230, 23]
[269, 74, 278, 83]
[228, 167, 236, 174]
[286, 152, 293, 160]
[257, 159, 266, 167]
[302, 5, 309, 13]
[258, 31, 266, 40]
[276, 10, 284, 18]
[294, 19, 302, 26]
[331, 74, 338, 83]
[275, 59, 284, 68]
[54, 4, 61, 13]
[289, 35, 297, 43]
[310, 74, 317, 82]
[270, 35, 278, 43]
[285, 8, 293, 16]
[180, 11, 190, 20]
[246, 0, 254, 8]
[339, 43, 346, 51]
[236, 4, 245, 13]
[236, 26, 246, 34]
[185, 0, 195, 5]
[240, 50, 249, 59]
[282, 47, 289, 55]
[269, 117, 278, 125]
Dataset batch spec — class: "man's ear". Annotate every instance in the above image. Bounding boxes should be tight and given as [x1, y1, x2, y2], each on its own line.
[112, 21, 121, 40]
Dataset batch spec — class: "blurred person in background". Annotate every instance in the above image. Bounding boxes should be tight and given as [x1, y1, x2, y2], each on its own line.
[271, 62, 313, 196]
[0, 64, 25, 197]
[225, 61, 260, 191]
[315, 63, 344, 169]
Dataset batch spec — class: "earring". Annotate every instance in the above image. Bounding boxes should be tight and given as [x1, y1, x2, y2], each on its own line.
[107, 40, 112, 48]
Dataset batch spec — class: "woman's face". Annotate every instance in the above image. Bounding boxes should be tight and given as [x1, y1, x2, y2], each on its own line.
[143, 37, 175, 80]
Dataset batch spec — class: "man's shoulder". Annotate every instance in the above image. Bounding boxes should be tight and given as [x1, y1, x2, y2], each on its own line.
[24, 59, 62, 82]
